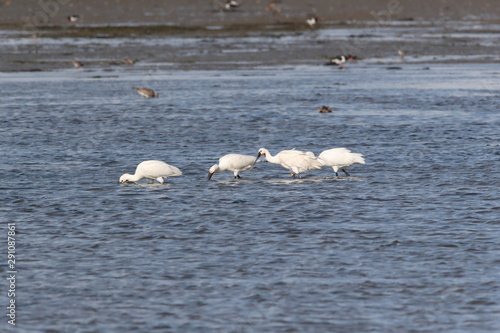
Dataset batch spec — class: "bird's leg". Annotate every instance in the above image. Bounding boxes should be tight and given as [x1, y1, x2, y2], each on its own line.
[149, 179, 155, 184]
[335, 172, 339, 177]
[290, 173, 295, 178]
[235, 175, 241, 179]
[342, 169, 350, 176]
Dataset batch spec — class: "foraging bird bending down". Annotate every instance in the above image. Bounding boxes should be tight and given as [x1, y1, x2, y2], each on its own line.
[317, 148, 365, 176]
[207, 154, 258, 180]
[133, 87, 158, 98]
[119, 160, 182, 184]
[257, 148, 323, 178]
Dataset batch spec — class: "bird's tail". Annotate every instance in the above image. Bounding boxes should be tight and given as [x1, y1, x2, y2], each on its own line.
[354, 154, 365, 165]
[308, 156, 324, 170]
[316, 157, 326, 167]
[305, 151, 316, 158]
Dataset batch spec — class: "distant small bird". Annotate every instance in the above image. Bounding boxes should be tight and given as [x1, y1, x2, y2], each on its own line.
[325, 55, 357, 68]
[326, 55, 347, 68]
[122, 58, 136, 65]
[72, 60, 83, 68]
[67, 15, 79, 23]
[119, 160, 182, 184]
[133, 87, 158, 98]
[306, 16, 319, 28]
[317, 105, 332, 113]
[207, 154, 258, 180]
[266, 2, 282, 16]
[317, 148, 365, 176]
[398, 49, 406, 61]
[225, 0, 239, 10]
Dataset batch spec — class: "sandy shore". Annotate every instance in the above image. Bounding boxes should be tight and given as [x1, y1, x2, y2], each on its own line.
[1, 0, 499, 72]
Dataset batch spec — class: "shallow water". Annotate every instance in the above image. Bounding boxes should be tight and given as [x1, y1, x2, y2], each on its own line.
[1, 63, 499, 332]
[3, 19, 500, 73]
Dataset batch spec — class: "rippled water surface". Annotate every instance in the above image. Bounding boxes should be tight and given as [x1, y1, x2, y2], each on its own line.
[1, 63, 499, 332]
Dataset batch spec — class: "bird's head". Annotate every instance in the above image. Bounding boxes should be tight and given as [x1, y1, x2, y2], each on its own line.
[119, 174, 133, 184]
[207, 165, 219, 180]
[257, 148, 268, 158]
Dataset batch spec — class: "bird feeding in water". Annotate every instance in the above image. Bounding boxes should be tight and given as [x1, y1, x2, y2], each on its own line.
[207, 154, 258, 180]
[119, 160, 182, 184]
[133, 87, 158, 98]
[317, 148, 365, 176]
[257, 148, 322, 178]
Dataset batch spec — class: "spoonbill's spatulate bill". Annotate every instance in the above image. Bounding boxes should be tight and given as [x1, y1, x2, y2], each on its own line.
[208, 154, 258, 180]
[317, 148, 365, 176]
[119, 160, 182, 184]
[257, 148, 323, 178]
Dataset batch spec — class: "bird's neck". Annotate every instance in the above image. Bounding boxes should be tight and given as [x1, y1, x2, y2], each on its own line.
[129, 173, 142, 182]
[265, 152, 280, 164]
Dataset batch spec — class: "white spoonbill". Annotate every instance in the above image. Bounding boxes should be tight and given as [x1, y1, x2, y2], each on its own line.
[257, 148, 322, 178]
[208, 154, 257, 180]
[317, 148, 365, 176]
[119, 160, 182, 184]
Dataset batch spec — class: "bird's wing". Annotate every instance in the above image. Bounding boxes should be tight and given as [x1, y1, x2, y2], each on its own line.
[225, 154, 258, 171]
[279, 150, 322, 171]
[319, 148, 365, 166]
[163, 164, 182, 176]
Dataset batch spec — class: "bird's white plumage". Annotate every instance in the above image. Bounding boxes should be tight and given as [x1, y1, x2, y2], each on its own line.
[306, 16, 318, 28]
[208, 154, 257, 179]
[317, 148, 365, 175]
[258, 148, 322, 177]
[119, 160, 182, 184]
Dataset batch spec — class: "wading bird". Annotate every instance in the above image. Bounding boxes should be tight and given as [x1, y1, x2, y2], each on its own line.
[317, 148, 365, 176]
[119, 160, 182, 184]
[257, 148, 322, 178]
[207, 154, 258, 180]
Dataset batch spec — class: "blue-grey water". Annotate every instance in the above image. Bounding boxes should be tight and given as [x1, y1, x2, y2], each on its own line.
[1, 63, 499, 332]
